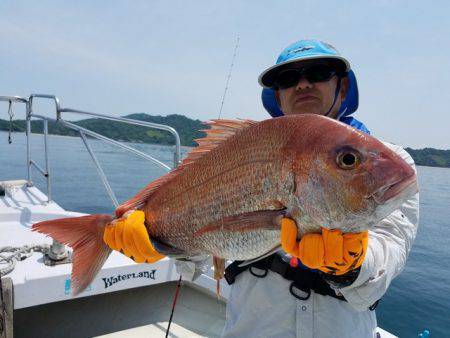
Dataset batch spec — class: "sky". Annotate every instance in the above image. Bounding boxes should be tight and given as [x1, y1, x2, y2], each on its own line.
[0, 0, 449, 149]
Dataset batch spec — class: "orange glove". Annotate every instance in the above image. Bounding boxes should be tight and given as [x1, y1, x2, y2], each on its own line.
[103, 210, 165, 263]
[281, 218, 368, 275]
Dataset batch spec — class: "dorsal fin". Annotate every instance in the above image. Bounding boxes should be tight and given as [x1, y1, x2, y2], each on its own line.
[184, 118, 256, 165]
[178, 119, 256, 166]
[115, 118, 256, 217]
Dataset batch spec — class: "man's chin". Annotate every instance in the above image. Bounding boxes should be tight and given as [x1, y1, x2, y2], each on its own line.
[289, 103, 323, 116]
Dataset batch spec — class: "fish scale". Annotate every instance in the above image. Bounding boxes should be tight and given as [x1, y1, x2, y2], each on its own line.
[147, 161, 286, 257]
[143, 120, 291, 258]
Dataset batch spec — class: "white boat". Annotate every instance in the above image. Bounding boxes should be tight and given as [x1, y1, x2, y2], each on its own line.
[0, 94, 397, 338]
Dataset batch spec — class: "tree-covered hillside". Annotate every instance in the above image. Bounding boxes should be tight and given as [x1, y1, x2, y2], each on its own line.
[0, 113, 206, 146]
[1, 114, 449, 168]
[405, 148, 450, 168]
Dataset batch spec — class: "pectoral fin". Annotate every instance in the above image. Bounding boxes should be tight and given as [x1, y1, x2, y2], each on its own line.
[193, 209, 286, 238]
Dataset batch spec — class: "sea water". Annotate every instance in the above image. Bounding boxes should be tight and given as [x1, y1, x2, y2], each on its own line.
[1, 131, 449, 337]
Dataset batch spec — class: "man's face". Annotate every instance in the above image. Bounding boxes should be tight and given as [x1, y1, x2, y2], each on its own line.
[274, 64, 348, 119]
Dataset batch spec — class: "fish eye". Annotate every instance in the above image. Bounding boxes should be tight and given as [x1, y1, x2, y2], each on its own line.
[336, 148, 361, 170]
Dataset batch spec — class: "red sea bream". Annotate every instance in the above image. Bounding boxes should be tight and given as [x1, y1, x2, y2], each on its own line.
[33, 114, 418, 294]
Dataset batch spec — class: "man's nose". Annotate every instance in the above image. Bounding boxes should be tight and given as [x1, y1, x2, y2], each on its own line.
[295, 77, 313, 90]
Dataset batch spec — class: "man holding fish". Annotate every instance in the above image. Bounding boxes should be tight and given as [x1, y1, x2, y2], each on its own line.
[107, 40, 419, 337]
[34, 39, 419, 338]
[221, 40, 418, 337]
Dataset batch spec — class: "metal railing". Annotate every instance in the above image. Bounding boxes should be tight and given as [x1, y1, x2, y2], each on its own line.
[1, 93, 182, 263]
[1, 94, 181, 208]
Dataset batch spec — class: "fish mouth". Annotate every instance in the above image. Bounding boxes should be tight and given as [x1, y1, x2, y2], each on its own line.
[370, 175, 418, 205]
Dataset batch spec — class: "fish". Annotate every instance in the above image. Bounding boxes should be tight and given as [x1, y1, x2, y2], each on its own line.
[32, 114, 418, 295]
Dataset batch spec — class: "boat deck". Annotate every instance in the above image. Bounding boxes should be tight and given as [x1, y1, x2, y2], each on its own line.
[0, 180, 396, 338]
[14, 282, 226, 338]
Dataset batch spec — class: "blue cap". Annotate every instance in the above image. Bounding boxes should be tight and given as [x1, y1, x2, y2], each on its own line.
[259, 39, 359, 118]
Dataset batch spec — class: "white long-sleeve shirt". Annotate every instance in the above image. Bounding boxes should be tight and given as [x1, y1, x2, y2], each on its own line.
[221, 143, 420, 338]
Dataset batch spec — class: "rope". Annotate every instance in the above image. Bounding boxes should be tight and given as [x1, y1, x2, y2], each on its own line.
[0, 244, 49, 276]
[218, 36, 240, 119]
[0, 243, 49, 336]
[7, 100, 13, 144]
[165, 275, 183, 338]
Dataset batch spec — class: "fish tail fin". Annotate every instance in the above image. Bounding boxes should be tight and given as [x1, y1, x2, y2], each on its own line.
[33, 214, 113, 295]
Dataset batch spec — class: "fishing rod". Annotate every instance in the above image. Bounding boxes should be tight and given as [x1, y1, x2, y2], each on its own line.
[165, 275, 183, 338]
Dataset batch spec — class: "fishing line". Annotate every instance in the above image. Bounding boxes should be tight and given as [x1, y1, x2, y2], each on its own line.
[218, 36, 240, 119]
[165, 274, 183, 338]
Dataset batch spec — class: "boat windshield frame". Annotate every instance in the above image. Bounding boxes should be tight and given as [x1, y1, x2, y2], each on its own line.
[0, 94, 181, 208]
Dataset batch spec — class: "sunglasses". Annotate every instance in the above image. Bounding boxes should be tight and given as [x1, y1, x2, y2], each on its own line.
[273, 64, 337, 89]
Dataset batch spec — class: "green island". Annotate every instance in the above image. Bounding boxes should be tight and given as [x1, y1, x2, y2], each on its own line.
[0, 113, 205, 147]
[1, 114, 449, 168]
